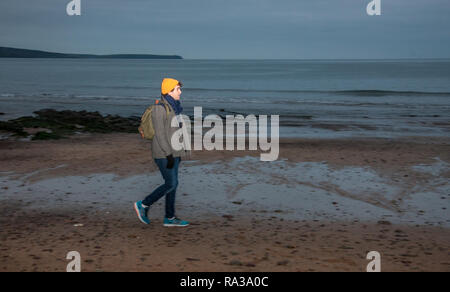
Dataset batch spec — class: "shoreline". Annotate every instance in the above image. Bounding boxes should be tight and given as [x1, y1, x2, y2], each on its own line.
[0, 107, 449, 140]
[1, 132, 449, 181]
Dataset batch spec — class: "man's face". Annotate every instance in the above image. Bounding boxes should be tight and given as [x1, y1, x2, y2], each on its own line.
[169, 85, 182, 100]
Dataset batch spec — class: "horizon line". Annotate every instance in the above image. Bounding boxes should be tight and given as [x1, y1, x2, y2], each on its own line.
[1, 46, 450, 61]
[184, 57, 450, 61]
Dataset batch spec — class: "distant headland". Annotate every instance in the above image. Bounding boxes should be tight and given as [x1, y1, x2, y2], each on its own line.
[0, 47, 183, 59]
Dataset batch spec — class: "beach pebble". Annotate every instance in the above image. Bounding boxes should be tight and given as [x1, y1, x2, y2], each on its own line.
[222, 215, 234, 221]
[229, 260, 242, 266]
[377, 220, 392, 225]
[73, 224, 84, 227]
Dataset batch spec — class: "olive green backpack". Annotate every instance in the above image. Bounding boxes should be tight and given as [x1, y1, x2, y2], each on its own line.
[138, 99, 170, 140]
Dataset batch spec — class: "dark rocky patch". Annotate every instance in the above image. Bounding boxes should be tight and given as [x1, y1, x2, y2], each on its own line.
[0, 109, 140, 140]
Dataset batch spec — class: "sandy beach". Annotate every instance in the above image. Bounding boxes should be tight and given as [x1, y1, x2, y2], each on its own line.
[1, 0, 450, 275]
[0, 132, 449, 272]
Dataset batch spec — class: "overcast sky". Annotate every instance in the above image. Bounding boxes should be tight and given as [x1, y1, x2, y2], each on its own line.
[0, 0, 449, 59]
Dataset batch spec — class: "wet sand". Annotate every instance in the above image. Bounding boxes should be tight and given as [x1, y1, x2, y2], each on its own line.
[0, 133, 449, 271]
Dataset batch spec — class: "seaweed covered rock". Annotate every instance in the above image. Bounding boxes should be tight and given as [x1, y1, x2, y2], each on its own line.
[0, 109, 141, 140]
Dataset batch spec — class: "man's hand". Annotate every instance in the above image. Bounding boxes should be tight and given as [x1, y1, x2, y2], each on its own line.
[166, 154, 175, 169]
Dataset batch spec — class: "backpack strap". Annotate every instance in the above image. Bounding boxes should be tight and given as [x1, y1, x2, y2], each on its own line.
[155, 99, 171, 121]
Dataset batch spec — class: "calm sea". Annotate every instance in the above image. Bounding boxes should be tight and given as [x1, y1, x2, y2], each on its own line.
[0, 58, 449, 138]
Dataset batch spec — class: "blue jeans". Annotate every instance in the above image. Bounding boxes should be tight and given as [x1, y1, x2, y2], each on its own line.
[142, 157, 181, 219]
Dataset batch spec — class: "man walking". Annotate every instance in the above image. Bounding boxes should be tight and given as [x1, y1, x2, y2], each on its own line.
[134, 78, 190, 227]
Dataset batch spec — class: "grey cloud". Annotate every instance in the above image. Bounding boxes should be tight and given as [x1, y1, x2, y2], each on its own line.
[0, 0, 449, 58]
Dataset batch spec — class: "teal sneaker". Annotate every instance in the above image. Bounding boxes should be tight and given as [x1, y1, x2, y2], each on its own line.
[134, 201, 150, 225]
[163, 217, 189, 227]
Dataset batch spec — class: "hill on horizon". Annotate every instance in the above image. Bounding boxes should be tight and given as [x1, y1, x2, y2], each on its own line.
[0, 47, 183, 59]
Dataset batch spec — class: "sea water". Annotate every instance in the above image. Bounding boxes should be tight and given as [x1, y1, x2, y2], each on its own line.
[0, 58, 449, 138]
